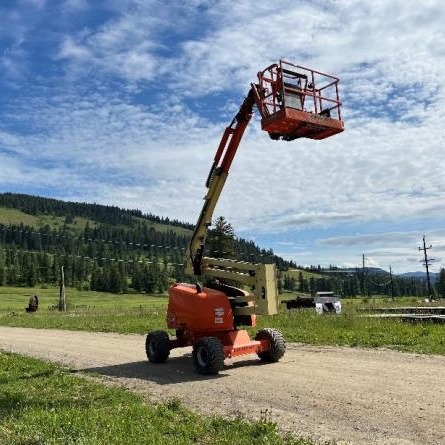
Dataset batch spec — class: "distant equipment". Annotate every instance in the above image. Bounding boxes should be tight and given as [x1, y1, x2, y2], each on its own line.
[25, 294, 39, 313]
[282, 291, 342, 314]
[314, 292, 342, 314]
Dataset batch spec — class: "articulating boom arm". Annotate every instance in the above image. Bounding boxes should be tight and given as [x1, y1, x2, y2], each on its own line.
[185, 88, 257, 277]
[182, 60, 344, 316]
[185, 60, 344, 280]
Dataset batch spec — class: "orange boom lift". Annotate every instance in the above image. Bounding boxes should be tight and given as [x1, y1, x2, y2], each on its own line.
[145, 60, 344, 374]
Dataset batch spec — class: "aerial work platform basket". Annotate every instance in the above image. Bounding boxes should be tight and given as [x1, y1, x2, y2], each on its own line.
[253, 60, 344, 140]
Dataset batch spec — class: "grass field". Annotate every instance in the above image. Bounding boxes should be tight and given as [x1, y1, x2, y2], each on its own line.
[0, 286, 166, 310]
[1, 286, 445, 355]
[1, 286, 444, 445]
[0, 351, 318, 445]
[0, 286, 166, 333]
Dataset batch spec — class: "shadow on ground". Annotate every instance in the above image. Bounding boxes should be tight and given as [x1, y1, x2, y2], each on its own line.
[77, 354, 267, 384]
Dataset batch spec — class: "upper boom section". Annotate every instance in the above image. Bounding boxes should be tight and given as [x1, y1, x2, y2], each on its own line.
[185, 90, 256, 276]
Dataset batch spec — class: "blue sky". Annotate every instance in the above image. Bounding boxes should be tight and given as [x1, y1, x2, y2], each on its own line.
[1, 0, 445, 273]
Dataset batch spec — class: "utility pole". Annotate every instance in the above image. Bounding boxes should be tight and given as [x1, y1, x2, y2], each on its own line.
[59, 265, 66, 312]
[418, 235, 435, 300]
[362, 254, 367, 296]
[389, 266, 395, 301]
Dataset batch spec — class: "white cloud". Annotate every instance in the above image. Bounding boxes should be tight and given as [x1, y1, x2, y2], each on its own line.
[1, 0, 445, 271]
[58, 38, 91, 60]
[56, 3, 160, 82]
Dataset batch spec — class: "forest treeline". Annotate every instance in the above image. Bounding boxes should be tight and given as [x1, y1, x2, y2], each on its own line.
[282, 268, 445, 299]
[0, 193, 292, 293]
[1, 193, 443, 297]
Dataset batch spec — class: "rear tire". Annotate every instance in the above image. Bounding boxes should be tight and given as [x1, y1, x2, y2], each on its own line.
[192, 337, 224, 375]
[146, 330, 170, 363]
[255, 328, 286, 362]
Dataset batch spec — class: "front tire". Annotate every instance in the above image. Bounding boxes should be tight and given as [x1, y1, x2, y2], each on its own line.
[146, 330, 170, 363]
[192, 337, 224, 375]
[255, 328, 286, 362]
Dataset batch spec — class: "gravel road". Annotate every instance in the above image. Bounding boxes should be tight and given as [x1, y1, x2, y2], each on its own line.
[1, 326, 445, 445]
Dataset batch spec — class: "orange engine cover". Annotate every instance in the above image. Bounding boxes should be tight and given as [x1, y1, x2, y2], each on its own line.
[167, 283, 234, 332]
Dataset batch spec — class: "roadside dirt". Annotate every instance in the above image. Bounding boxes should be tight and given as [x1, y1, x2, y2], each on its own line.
[1, 326, 444, 445]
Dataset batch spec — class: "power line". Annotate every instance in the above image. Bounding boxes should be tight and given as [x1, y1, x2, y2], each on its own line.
[0, 247, 185, 267]
[0, 226, 275, 259]
[0, 226, 186, 250]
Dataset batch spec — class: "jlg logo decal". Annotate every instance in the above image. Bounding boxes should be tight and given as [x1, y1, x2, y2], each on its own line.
[214, 307, 224, 324]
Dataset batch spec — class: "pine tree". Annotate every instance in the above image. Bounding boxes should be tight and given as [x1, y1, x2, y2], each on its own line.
[309, 277, 316, 296]
[143, 263, 156, 294]
[130, 262, 144, 292]
[207, 216, 235, 258]
[0, 250, 5, 286]
[298, 271, 304, 292]
[436, 268, 445, 298]
[109, 263, 124, 293]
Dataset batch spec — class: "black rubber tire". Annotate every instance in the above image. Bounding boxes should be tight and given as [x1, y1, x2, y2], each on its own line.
[192, 337, 224, 375]
[145, 330, 170, 363]
[255, 328, 286, 362]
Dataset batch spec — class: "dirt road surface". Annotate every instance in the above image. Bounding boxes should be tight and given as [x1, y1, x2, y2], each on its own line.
[1, 327, 444, 445]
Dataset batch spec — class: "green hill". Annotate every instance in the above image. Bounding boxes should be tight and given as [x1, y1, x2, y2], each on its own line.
[0, 193, 434, 299]
[0, 192, 293, 293]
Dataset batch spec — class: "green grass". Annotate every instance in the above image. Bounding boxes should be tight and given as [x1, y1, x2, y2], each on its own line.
[283, 269, 323, 280]
[0, 207, 98, 232]
[0, 306, 166, 333]
[0, 207, 39, 226]
[133, 215, 192, 237]
[256, 308, 445, 355]
[0, 286, 167, 333]
[1, 287, 445, 355]
[0, 351, 318, 445]
[0, 286, 166, 310]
